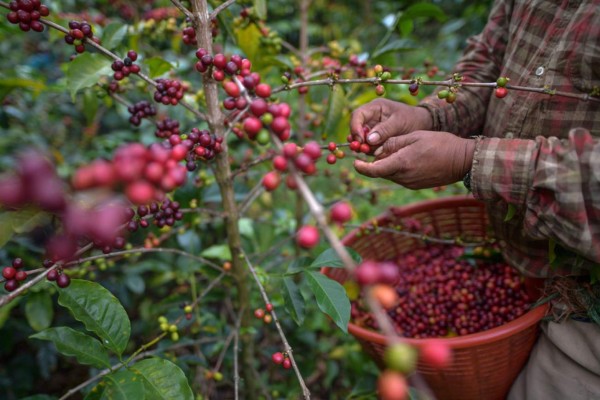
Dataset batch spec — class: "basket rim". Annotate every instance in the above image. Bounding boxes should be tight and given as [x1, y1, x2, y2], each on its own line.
[337, 194, 550, 349]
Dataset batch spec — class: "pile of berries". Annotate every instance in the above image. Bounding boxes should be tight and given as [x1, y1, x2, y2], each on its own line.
[111, 50, 141, 81]
[253, 304, 273, 324]
[185, 127, 223, 165]
[6, 0, 49, 32]
[351, 245, 531, 338]
[271, 351, 292, 370]
[153, 78, 188, 106]
[128, 100, 156, 126]
[64, 20, 95, 54]
[155, 118, 181, 139]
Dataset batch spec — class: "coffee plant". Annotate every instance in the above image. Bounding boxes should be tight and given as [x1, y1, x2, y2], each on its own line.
[3, 0, 592, 399]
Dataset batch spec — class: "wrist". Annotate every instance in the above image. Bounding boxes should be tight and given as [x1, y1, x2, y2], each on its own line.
[414, 106, 434, 131]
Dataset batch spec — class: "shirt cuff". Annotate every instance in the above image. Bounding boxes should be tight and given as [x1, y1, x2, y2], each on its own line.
[470, 137, 537, 205]
[417, 98, 445, 132]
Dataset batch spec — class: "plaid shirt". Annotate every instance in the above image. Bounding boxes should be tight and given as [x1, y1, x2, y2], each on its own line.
[419, 0, 600, 278]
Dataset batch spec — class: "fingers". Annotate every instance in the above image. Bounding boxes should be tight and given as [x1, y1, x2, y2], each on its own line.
[353, 154, 405, 178]
[350, 106, 378, 143]
[373, 135, 414, 159]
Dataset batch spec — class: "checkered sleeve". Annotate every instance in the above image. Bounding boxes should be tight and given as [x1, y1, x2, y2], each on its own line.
[471, 128, 600, 263]
[419, 0, 510, 136]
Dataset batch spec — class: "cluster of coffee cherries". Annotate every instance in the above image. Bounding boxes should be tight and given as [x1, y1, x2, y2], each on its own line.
[158, 316, 180, 341]
[324, 142, 346, 165]
[347, 127, 373, 155]
[232, 99, 290, 145]
[263, 141, 320, 193]
[126, 198, 183, 231]
[44, 260, 71, 288]
[253, 303, 273, 325]
[271, 351, 292, 370]
[155, 118, 180, 139]
[128, 100, 156, 126]
[181, 17, 218, 45]
[64, 20, 96, 54]
[6, 0, 49, 32]
[111, 50, 141, 81]
[153, 78, 188, 106]
[72, 142, 188, 205]
[2, 258, 27, 292]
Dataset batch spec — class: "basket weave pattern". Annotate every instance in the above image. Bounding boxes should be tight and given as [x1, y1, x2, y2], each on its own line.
[324, 196, 548, 400]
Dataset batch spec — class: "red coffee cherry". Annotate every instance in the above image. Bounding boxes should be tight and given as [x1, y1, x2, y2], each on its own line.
[296, 225, 319, 248]
[271, 352, 284, 364]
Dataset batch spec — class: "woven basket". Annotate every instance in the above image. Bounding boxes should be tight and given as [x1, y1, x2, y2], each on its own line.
[323, 195, 548, 400]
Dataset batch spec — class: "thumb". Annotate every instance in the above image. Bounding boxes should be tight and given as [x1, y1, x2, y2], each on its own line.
[366, 115, 402, 146]
[354, 155, 403, 178]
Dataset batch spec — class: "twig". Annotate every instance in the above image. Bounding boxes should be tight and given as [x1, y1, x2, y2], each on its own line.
[210, 0, 236, 19]
[170, 0, 193, 19]
[238, 180, 265, 216]
[241, 251, 311, 399]
[231, 151, 276, 177]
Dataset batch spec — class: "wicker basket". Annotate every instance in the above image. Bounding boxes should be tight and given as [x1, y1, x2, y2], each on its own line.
[323, 195, 548, 400]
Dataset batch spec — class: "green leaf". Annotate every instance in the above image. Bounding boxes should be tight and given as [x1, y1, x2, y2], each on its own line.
[0, 78, 46, 100]
[404, 2, 447, 21]
[0, 297, 21, 329]
[66, 53, 112, 101]
[25, 291, 53, 331]
[323, 86, 347, 139]
[310, 247, 362, 270]
[58, 279, 130, 356]
[86, 369, 145, 400]
[125, 274, 145, 294]
[286, 257, 311, 275]
[238, 218, 255, 238]
[371, 39, 417, 58]
[0, 209, 50, 247]
[132, 358, 193, 400]
[101, 23, 128, 50]
[397, 16, 414, 37]
[234, 24, 262, 69]
[200, 244, 232, 261]
[146, 57, 174, 78]
[504, 204, 517, 222]
[83, 90, 100, 125]
[31, 327, 111, 368]
[305, 271, 350, 333]
[282, 277, 305, 325]
[254, 0, 267, 20]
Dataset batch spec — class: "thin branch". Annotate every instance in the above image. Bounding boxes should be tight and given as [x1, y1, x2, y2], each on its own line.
[241, 251, 311, 399]
[170, 0, 193, 19]
[231, 151, 276, 178]
[210, 0, 236, 19]
[238, 180, 265, 216]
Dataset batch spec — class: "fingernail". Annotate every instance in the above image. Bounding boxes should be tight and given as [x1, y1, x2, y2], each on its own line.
[373, 147, 383, 157]
[367, 132, 381, 145]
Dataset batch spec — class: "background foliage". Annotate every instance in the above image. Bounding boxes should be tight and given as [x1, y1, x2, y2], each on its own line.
[0, 0, 492, 398]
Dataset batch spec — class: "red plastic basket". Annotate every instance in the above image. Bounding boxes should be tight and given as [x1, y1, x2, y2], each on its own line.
[323, 195, 548, 400]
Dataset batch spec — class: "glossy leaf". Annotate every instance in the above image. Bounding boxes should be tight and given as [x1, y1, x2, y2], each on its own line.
[254, 0, 267, 20]
[66, 53, 112, 101]
[58, 279, 130, 356]
[85, 369, 145, 400]
[305, 271, 350, 333]
[25, 291, 53, 331]
[404, 2, 447, 21]
[310, 247, 362, 270]
[132, 358, 194, 400]
[323, 86, 346, 139]
[101, 23, 128, 50]
[200, 244, 232, 261]
[31, 327, 111, 368]
[282, 277, 305, 325]
[146, 57, 174, 78]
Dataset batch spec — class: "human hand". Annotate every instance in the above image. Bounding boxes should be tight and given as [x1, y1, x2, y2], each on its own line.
[353, 131, 475, 189]
[349, 99, 433, 146]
